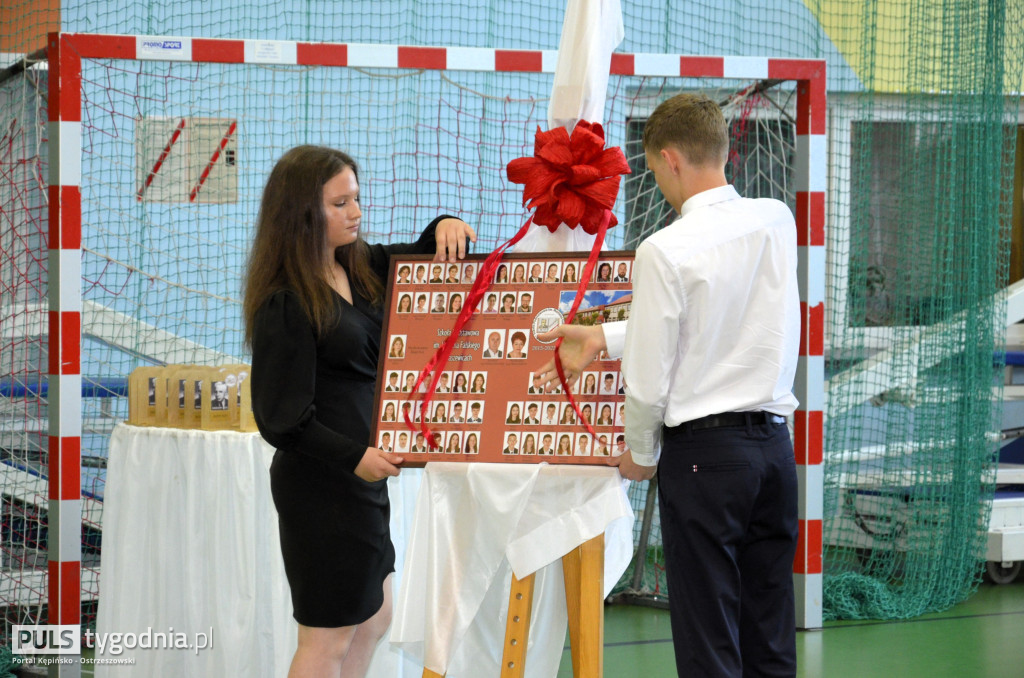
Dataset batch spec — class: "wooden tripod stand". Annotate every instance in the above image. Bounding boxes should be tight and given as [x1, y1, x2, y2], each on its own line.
[422, 533, 605, 677]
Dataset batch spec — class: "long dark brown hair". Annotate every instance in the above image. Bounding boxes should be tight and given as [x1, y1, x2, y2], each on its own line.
[243, 145, 384, 348]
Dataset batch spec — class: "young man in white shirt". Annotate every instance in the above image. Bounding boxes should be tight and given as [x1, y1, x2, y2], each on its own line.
[541, 403, 558, 426]
[411, 433, 428, 453]
[536, 93, 799, 678]
[502, 433, 519, 456]
[523, 403, 540, 425]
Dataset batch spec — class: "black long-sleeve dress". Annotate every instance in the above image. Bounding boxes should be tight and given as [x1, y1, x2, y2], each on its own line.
[250, 217, 445, 627]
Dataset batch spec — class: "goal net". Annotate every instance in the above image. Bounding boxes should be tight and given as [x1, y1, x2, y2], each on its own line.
[1, 59, 54, 633]
[0, 38, 820, 635]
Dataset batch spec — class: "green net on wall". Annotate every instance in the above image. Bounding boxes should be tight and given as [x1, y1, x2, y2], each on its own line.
[820, 0, 1022, 619]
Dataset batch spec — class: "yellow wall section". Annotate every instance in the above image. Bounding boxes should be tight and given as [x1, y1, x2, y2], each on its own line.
[804, 0, 1023, 94]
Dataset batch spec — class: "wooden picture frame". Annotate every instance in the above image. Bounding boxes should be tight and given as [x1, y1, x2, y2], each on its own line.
[372, 251, 635, 466]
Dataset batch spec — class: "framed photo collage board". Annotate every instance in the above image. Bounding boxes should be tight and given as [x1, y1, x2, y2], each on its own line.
[373, 252, 634, 466]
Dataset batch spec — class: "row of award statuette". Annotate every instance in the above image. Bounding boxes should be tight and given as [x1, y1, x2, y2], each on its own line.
[126, 364, 256, 431]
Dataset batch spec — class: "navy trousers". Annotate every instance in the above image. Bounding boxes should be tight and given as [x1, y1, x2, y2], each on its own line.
[657, 416, 798, 678]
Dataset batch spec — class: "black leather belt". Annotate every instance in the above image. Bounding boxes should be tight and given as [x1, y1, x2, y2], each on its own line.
[685, 411, 786, 431]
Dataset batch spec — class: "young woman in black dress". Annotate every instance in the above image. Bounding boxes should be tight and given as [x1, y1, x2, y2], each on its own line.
[243, 145, 475, 677]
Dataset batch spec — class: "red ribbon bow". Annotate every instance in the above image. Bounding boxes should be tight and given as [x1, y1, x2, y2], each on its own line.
[404, 120, 630, 449]
[507, 121, 630, 234]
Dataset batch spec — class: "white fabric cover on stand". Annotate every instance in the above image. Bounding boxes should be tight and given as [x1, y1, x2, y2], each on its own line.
[96, 425, 294, 676]
[390, 463, 633, 677]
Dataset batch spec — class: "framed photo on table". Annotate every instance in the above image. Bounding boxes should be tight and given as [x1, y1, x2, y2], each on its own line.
[372, 251, 635, 466]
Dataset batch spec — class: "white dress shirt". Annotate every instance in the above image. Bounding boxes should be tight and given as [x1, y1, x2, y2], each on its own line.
[607, 184, 800, 466]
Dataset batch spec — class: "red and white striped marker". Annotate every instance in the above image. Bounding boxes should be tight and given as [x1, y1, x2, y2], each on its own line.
[792, 64, 827, 631]
[47, 32, 84, 677]
[189, 119, 236, 202]
[137, 117, 186, 201]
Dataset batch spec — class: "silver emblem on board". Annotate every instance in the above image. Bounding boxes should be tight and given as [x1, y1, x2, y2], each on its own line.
[532, 308, 565, 343]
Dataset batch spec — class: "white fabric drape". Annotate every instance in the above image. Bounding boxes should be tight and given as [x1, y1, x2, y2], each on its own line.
[387, 2, 635, 674]
[388, 3, 635, 674]
[97, 424, 427, 677]
[97, 427, 631, 677]
[96, 425, 295, 676]
[514, 0, 624, 254]
[389, 463, 633, 677]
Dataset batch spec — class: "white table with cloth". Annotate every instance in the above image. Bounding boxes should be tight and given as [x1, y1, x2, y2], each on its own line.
[96, 424, 633, 677]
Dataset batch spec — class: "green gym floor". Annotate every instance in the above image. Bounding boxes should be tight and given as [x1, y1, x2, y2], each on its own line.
[557, 578, 1024, 678]
[72, 578, 1023, 677]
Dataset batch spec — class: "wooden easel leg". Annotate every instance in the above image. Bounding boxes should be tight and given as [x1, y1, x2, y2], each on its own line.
[500, 572, 536, 677]
[422, 571, 537, 678]
[562, 533, 605, 677]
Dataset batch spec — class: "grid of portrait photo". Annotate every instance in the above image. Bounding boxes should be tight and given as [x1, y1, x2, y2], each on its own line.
[375, 254, 634, 464]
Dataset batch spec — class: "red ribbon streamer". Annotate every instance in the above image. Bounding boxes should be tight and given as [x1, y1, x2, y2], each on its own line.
[552, 209, 612, 441]
[403, 214, 536, 448]
[404, 120, 630, 450]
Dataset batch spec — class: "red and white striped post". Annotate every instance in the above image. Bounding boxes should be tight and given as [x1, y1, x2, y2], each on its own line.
[47, 32, 84, 675]
[610, 52, 828, 628]
[790, 61, 826, 630]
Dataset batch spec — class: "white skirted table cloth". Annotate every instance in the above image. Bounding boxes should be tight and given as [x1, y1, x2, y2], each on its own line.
[96, 424, 633, 677]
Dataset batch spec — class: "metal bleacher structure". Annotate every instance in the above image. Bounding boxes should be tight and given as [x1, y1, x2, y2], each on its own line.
[988, 287, 1024, 584]
[1, 298, 241, 621]
[820, 279, 1024, 587]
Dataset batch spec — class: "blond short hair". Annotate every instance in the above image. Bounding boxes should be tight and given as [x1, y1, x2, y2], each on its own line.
[642, 93, 729, 168]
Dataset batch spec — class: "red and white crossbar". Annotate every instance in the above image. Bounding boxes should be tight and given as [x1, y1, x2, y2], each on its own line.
[47, 32, 825, 633]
